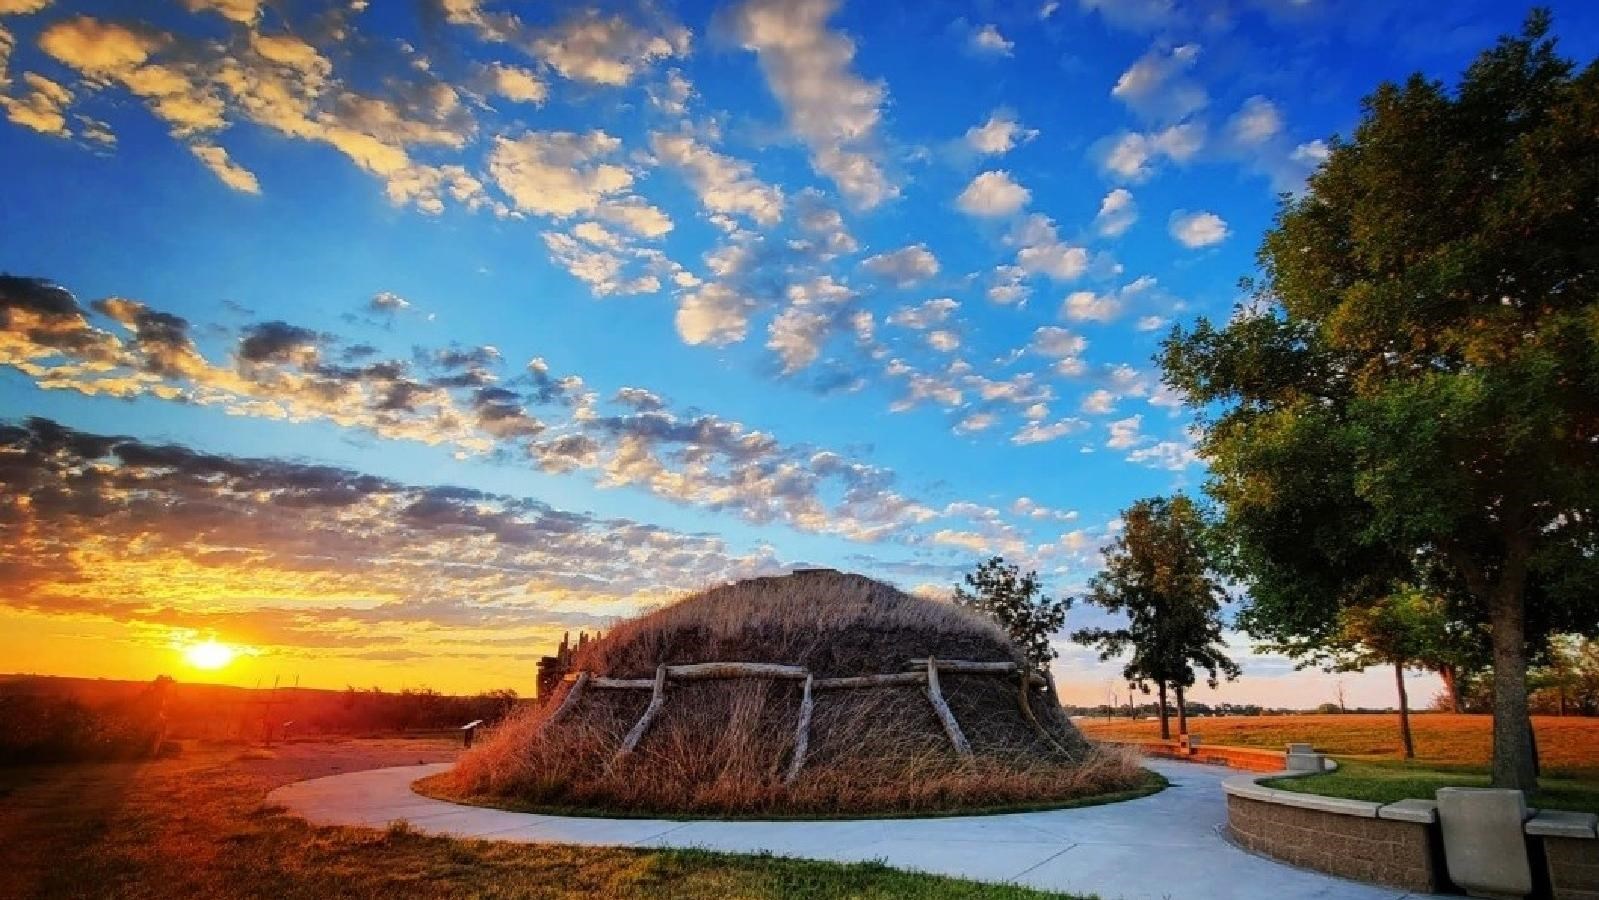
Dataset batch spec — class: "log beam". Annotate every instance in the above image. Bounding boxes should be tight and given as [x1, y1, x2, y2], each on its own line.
[616, 665, 668, 759]
[784, 674, 815, 785]
[814, 671, 927, 689]
[541, 671, 588, 734]
[665, 662, 810, 680]
[925, 656, 972, 758]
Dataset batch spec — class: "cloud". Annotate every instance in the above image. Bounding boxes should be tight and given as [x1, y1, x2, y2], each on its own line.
[727, 0, 896, 209]
[676, 282, 752, 346]
[1169, 209, 1229, 247]
[1095, 122, 1204, 182]
[1110, 42, 1206, 121]
[888, 298, 958, 331]
[861, 243, 939, 286]
[527, 9, 690, 87]
[965, 110, 1037, 155]
[1011, 418, 1086, 445]
[957, 170, 1030, 217]
[1106, 414, 1144, 449]
[1093, 188, 1137, 237]
[0, 72, 71, 137]
[487, 131, 651, 225]
[189, 143, 260, 194]
[967, 23, 1014, 57]
[1228, 95, 1283, 145]
[1011, 214, 1090, 281]
[480, 63, 547, 105]
[650, 131, 784, 228]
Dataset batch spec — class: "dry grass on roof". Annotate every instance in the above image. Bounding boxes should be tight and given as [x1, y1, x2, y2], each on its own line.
[574, 570, 1020, 678]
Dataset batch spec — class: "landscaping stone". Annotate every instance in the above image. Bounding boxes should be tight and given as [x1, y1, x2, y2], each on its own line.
[1437, 787, 1534, 899]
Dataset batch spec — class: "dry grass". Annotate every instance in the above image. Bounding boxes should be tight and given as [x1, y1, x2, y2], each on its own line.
[0, 738, 1084, 899]
[446, 572, 1147, 817]
[1077, 713, 1599, 776]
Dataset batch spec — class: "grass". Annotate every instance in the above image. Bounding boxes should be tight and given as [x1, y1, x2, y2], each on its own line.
[1077, 713, 1599, 772]
[1077, 713, 1599, 814]
[416, 768, 1167, 821]
[1262, 758, 1599, 815]
[0, 737, 1087, 899]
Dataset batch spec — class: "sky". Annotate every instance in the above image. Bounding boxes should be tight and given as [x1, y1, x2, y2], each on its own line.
[3, 0, 1595, 707]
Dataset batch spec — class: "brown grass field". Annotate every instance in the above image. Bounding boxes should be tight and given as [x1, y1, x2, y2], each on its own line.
[0, 737, 1078, 899]
[1076, 713, 1599, 775]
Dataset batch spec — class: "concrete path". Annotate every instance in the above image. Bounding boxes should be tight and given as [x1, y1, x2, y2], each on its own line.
[268, 759, 1438, 899]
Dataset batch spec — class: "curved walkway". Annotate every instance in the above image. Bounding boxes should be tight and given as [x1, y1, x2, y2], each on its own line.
[268, 759, 1435, 899]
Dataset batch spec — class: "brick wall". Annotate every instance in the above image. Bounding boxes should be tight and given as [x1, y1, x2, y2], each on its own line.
[1547, 836, 1599, 900]
[1226, 795, 1442, 893]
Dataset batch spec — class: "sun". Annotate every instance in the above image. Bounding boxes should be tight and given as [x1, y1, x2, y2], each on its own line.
[182, 640, 236, 671]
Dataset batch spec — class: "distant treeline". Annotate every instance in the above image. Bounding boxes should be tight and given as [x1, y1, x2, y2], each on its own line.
[0, 675, 527, 763]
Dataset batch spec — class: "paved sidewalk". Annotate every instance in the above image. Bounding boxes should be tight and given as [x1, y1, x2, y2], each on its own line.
[268, 759, 1436, 899]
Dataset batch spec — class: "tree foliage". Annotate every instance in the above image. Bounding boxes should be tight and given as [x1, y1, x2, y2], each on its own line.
[1160, 10, 1599, 788]
[1072, 495, 1240, 737]
[953, 556, 1071, 676]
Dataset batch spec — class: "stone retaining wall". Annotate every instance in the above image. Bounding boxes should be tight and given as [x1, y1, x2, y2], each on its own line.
[1225, 793, 1442, 893]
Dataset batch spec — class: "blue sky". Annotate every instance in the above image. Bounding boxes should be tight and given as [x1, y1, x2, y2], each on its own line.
[3, 0, 1594, 703]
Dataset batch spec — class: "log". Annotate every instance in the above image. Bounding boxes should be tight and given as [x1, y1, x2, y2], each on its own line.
[814, 671, 927, 689]
[541, 671, 588, 733]
[664, 662, 810, 680]
[589, 677, 654, 689]
[784, 674, 815, 785]
[616, 665, 668, 759]
[905, 658, 1021, 674]
[1017, 669, 1073, 756]
[925, 657, 973, 757]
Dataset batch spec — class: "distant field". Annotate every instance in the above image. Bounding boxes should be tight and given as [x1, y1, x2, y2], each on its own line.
[1077, 713, 1599, 775]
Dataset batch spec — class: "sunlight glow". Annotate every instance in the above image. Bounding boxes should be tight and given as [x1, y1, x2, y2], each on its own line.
[183, 640, 236, 671]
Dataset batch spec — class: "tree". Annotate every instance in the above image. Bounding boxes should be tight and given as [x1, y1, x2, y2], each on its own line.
[1161, 11, 1599, 789]
[1072, 495, 1240, 740]
[954, 557, 1072, 693]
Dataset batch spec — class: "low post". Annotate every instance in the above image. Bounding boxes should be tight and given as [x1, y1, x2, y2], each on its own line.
[1436, 787, 1534, 899]
[1284, 742, 1325, 772]
[461, 719, 483, 748]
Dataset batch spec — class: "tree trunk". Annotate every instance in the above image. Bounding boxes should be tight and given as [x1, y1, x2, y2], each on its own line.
[1175, 684, 1189, 736]
[1394, 660, 1415, 759]
[1438, 664, 1462, 713]
[1488, 577, 1538, 790]
[1156, 681, 1171, 740]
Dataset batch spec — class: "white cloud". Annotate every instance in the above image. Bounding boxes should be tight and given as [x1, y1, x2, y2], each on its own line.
[957, 170, 1030, 217]
[1096, 122, 1204, 182]
[888, 297, 958, 330]
[967, 23, 1014, 57]
[1081, 389, 1117, 414]
[651, 131, 784, 227]
[728, 0, 896, 208]
[861, 244, 940, 286]
[1029, 325, 1087, 360]
[1064, 290, 1120, 323]
[1111, 42, 1205, 121]
[676, 282, 752, 346]
[954, 411, 999, 434]
[1228, 95, 1282, 145]
[1169, 209, 1229, 248]
[965, 109, 1037, 155]
[1012, 214, 1088, 281]
[1012, 418, 1085, 445]
[482, 63, 547, 105]
[528, 10, 690, 87]
[487, 131, 646, 222]
[1106, 414, 1144, 449]
[1094, 187, 1137, 237]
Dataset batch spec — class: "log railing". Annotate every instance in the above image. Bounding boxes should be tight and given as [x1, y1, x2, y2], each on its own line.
[554, 656, 1058, 779]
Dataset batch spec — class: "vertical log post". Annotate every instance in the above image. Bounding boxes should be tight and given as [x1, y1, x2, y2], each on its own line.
[540, 671, 589, 735]
[784, 673, 815, 785]
[616, 665, 668, 759]
[925, 656, 972, 758]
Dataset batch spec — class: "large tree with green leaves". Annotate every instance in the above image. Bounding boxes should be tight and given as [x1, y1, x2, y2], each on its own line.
[1161, 11, 1599, 789]
[1072, 495, 1240, 740]
[954, 557, 1072, 692]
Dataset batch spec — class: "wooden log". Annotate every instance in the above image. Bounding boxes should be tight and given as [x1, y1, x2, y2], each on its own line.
[589, 677, 655, 689]
[616, 665, 668, 759]
[1016, 669, 1073, 756]
[814, 671, 927, 689]
[905, 658, 1019, 674]
[664, 662, 809, 680]
[541, 671, 588, 733]
[924, 657, 972, 757]
[784, 674, 815, 785]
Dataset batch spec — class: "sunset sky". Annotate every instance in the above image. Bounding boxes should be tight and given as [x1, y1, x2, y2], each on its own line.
[4, 0, 1593, 707]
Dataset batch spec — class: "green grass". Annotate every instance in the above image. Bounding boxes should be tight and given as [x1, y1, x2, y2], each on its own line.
[1263, 758, 1599, 814]
[0, 739, 1092, 899]
[413, 770, 1167, 822]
